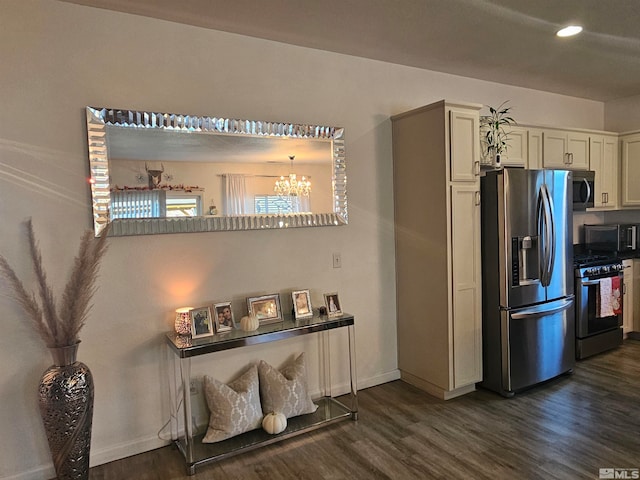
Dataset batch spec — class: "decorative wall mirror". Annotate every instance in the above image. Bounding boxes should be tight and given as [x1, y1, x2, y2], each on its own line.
[86, 107, 347, 237]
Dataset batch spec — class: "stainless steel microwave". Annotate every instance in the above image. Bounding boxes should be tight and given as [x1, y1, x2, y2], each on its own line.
[584, 224, 637, 252]
[572, 170, 594, 210]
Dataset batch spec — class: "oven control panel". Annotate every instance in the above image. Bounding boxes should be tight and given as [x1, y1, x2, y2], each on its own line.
[576, 262, 623, 278]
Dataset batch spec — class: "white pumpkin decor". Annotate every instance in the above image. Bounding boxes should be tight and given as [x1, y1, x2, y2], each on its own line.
[240, 315, 259, 332]
[262, 412, 287, 435]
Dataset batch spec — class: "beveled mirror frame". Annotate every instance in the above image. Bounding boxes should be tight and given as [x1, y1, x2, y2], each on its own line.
[86, 107, 347, 237]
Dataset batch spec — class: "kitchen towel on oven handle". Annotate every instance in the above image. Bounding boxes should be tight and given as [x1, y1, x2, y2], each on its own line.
[597, 277, 614, 318]
[596, 277, 622, 317]
[610, 276, 622, 315]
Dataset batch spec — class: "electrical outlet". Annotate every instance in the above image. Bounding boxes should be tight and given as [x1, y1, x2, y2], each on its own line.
[333, 252, 342, 268]
[190, 379, 199, 395]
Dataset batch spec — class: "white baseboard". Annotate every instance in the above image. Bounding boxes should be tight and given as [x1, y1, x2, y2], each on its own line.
[310, 369, 401, 397]
[358, 369, 401, 390]
[1, 371, 401, 479]
[1, 435, 170, 480]
[89, 434, 171, 468]
[1, 465, 54, 480]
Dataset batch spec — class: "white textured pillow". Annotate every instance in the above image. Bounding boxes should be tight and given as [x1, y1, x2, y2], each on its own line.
[202, 365, 263, 443]
[258, 353, 318, 419]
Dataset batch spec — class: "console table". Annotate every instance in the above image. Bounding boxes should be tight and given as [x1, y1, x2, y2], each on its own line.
[165, 313, 358, 475]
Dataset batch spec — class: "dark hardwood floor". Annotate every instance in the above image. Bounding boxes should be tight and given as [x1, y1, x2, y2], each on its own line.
[89, 340, 640, 480]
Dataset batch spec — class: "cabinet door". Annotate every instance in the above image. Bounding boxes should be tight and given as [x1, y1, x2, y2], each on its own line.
[543, 130, 590, 170]
[451, 184, 482, 388]
[449, 109, 480, 182]
[623, 260, 634, 335]
[567, 132, 590, 170]
[543, 130, 569, 168]
[502, 126, 527, 167]
[634, 260, 640, 333]
[591, 135, 619, 209]
[621, 133, 640, 207]
[528, 128, 543, 169]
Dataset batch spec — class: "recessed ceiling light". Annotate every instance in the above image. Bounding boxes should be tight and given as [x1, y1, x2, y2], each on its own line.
[556, 25, 583, 37]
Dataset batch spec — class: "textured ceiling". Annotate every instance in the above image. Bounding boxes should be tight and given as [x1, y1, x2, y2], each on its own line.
[62, 0, 640, 102]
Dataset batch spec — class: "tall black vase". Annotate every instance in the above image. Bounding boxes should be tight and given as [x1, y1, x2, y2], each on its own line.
[38, 343, 94, 480]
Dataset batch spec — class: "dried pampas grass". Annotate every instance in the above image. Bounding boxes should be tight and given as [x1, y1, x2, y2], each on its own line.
[0, 219, 109, 348]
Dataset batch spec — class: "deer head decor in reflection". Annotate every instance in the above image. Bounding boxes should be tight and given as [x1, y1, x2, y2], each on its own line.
[145, 163, 164, 189]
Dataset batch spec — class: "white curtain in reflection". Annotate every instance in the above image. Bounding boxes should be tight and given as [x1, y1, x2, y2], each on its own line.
[222, 174, 247, 215]
[297, 195, 310, 213]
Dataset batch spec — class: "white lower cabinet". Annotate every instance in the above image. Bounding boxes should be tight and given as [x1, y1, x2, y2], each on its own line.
[392, 100, 482, 400]
[623, 260, 634, 335]
[633, 260, 640, 336]
[451, 184, 482, 388]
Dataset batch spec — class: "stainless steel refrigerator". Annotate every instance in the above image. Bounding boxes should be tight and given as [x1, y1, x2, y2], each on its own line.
[480, 168, 575, 397]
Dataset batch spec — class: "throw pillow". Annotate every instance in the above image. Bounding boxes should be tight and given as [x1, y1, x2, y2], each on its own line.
[258, 352, 318, 419]
[202, 365, 263, 443]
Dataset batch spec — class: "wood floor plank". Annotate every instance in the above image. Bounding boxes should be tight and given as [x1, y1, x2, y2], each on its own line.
[87, 340, 640, 480]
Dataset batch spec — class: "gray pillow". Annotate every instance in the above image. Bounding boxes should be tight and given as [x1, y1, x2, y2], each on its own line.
[258, 353, 318, 419]
[202, 365, 263, 443]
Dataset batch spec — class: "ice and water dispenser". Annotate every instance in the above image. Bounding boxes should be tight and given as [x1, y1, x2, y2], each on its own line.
[511, 235, 540, 286]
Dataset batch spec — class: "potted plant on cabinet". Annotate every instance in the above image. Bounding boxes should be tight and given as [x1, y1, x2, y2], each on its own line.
[480, 101, 516, 168]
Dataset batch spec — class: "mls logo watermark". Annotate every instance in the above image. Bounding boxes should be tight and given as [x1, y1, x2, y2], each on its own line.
[599, 468, 640, 479]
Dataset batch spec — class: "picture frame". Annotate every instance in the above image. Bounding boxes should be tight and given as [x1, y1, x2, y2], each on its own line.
[213, 301, 234, 333]
[247, 294, 282, 325]
[292, 289, 313, 319]
[323, 292, 342, 318]
[190, 306, 215, 338]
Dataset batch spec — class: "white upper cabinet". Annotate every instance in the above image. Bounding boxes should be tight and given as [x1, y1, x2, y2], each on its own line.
[450, 109, 481, 182]
[590, 134, 619, 209]
[543, 130, 590, 170]
[621, 132, 640, 207]
[501, 126, 527, 168]
[527, 128, 543, 170]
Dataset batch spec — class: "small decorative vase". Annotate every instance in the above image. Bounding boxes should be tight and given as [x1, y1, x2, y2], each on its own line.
[494, 153, 502, 168]
[38, 342, 94, 480]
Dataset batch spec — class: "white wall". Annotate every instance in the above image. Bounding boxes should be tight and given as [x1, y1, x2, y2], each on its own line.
[0, 1, 607, 478]
[605, 94, 640, 133]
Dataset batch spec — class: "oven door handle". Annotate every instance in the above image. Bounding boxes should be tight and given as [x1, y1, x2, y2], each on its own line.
[581, 279, 601, 286]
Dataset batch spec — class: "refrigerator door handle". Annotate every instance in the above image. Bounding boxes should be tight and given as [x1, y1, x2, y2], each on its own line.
[536, 189, 546, 284]
[537, 183, 555, 287]
[537, 187, 549, 285]
[543, 183, 556, 283]
[510, 298, 574, 319]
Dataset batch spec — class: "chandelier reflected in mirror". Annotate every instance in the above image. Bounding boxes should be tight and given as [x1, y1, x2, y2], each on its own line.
[274, 155, 311, 198]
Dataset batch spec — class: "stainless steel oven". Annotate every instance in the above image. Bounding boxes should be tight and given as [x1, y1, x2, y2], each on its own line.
[575, 258, 624, 359]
